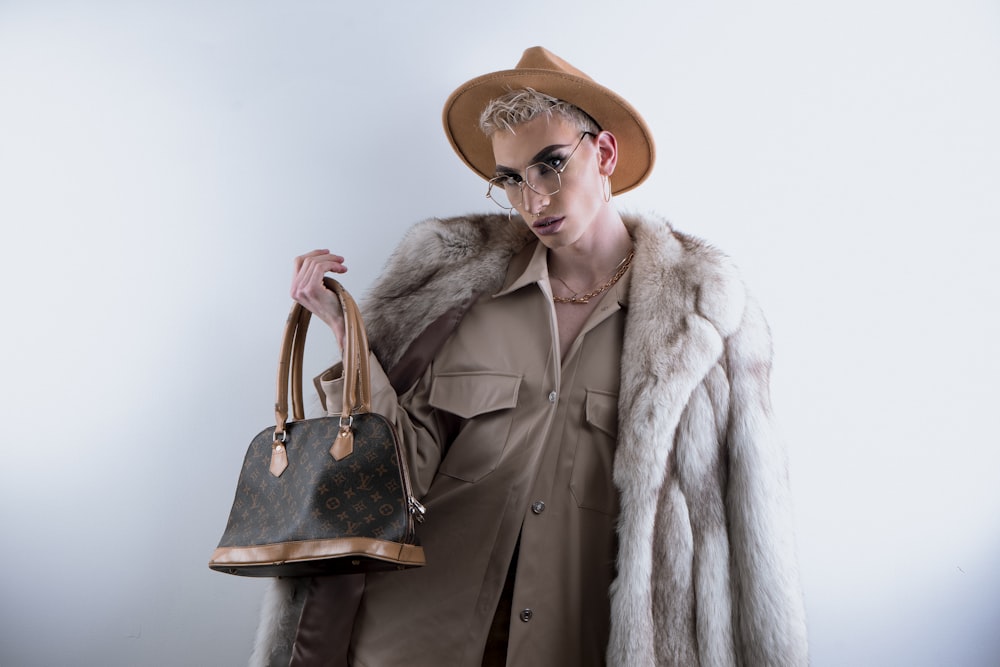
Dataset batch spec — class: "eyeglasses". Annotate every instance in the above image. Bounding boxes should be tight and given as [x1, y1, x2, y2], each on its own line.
[485, 132, 594, 212]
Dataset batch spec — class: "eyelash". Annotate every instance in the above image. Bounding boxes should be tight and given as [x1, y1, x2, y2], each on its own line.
[541, 155, 564, 170]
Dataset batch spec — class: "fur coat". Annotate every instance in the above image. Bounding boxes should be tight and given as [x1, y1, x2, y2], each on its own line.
[250, 212, 809, 666]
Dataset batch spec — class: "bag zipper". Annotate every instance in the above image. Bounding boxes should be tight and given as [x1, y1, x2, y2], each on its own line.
[386, 420, 426, 541]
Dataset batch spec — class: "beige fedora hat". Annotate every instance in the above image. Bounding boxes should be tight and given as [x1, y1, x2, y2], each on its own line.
[442, 46, 655, 195]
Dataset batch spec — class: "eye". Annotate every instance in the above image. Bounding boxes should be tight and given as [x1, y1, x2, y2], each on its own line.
[543, 157, 563, 171]
[493, 174, 522, 187]
[537, 153, 569, 174]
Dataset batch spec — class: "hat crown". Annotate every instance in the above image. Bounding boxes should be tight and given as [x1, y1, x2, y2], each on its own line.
[515, 46, 593, 82]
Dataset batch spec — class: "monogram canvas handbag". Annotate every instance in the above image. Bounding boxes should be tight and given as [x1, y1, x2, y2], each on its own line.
[209, 279, 426, 577]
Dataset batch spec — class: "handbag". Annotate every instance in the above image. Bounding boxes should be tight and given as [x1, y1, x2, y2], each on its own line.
[209, 278, 426, 577]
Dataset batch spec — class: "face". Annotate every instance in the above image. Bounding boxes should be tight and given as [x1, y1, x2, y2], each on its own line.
[490, 115, 617, 251]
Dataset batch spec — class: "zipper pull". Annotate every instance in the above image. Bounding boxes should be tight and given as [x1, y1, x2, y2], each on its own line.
[408, 497, 427, 524]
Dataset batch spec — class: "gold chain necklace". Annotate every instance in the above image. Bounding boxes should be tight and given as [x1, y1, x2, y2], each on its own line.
[551, 250, 635, 305]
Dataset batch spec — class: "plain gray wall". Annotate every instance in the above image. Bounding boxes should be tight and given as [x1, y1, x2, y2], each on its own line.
[2, 1, 999, 665]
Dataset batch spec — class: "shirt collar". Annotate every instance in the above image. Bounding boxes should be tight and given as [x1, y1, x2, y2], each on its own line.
[494, 240, 550, 298]
[494, 240, 631, 308]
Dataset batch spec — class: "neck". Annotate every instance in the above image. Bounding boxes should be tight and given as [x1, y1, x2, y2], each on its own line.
[547, 211, 632, 286]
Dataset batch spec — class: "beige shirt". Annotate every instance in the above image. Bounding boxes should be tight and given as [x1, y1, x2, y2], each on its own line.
[321, 241, 630, 667]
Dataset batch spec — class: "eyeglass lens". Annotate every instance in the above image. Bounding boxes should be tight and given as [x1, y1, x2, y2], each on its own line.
[486, 132, 592, 211]
[489, 164, 561, 209]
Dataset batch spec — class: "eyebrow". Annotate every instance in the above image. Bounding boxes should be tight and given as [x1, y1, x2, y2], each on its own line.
[494, 141, 574, 176]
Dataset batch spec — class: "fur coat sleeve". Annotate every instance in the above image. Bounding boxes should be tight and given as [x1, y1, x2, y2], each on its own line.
[248, 213, 808, 667]
[607, 217, 808, 665]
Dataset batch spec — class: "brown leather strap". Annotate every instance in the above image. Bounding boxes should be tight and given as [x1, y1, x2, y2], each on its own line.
[290, 303, 311, 421]
[279, 278, 374, 427]
[271, 278, 377, 471]
[329, 281, 372, 417]
[274, 308, 297, 430]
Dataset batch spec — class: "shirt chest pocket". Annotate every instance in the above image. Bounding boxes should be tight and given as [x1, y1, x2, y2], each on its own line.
[428, 371, 522, 483]
[570, 389, 620, 515]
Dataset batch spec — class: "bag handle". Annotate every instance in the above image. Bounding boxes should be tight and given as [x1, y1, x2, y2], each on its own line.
[333, 280, 373, 418]
[269, 277, 372, 476]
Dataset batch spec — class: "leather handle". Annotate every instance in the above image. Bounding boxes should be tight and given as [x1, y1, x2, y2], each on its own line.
[330, 281, 372, 415]
[271, 278, 373, 474]
[290, 303, 311, 422]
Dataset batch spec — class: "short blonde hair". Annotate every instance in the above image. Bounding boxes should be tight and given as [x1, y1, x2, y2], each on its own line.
[479, 88, 601, 137]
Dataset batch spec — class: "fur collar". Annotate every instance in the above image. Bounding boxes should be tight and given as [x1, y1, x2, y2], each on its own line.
[361, 212, 744, 373]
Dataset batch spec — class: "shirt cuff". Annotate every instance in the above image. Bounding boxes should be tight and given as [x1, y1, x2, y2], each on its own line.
[315, 352, 397, 417]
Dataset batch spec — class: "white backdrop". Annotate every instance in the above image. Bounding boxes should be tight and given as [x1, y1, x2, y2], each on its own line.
[2, 1, 999, 665]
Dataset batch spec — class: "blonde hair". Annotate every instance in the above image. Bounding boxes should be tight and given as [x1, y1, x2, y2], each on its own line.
[479, 88, 600, 137]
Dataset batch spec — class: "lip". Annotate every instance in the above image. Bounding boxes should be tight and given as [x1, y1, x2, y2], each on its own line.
[532, 216, 563, 234]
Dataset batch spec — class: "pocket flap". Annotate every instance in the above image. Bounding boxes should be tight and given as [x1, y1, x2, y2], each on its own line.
[585, 390, 619, 438]
[429, 372, 521, 419]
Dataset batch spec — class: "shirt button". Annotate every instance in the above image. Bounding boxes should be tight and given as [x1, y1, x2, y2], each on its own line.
[548, 391, 557, 403]
[531, 501, 546, 515]
[519, 608, 533, 622]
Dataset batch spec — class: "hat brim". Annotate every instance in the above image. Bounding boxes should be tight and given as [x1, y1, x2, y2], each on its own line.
[443, 69, 655, 196]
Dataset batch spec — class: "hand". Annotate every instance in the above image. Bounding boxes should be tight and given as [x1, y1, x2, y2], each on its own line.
[291, 249, 347, 350]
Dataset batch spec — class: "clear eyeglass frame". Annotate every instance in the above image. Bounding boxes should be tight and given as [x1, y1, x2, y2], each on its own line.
[485, 131, 594, 213]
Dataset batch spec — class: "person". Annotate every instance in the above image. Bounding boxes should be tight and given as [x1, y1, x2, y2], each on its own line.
[250, 47, 808, 666]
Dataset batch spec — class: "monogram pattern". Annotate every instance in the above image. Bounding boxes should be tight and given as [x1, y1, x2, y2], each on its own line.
[216, 413, 418, 563]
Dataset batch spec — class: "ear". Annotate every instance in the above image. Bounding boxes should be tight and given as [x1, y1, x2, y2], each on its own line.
[595, 130, 618, 177]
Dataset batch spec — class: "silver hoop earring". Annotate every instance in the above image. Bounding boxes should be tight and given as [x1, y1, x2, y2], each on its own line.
[602, 175, 612, 203]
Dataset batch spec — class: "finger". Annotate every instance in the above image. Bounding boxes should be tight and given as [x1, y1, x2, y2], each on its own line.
[293, 260, 345, 300]
[301, 258, 346, 288]
[293, 248, 330, 270]
[295, 251, 347, 275]
[291, 251, 347, 306]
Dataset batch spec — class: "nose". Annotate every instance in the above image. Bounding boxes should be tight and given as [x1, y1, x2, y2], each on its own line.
[519, 185, 548, 216]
